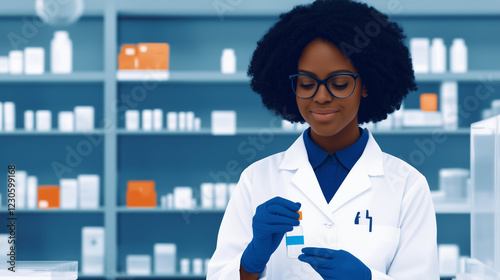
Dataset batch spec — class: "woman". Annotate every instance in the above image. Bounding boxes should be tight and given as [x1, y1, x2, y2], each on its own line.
[207, 0, 439, 279]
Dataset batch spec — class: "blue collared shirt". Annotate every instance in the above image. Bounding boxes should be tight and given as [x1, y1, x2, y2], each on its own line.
[303, 127, 369, 203]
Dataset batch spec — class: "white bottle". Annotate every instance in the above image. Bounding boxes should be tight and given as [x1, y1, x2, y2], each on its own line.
[51, 31, 73, 73]
[221, 48, 236, 74]
[430, 38, 446, 73]
[410, 38, 430, 73]
[440, 81, 458, 130]
[9, 51, 23, 74]
[450, 38, 467, 73]
[286, 211, 304, 258]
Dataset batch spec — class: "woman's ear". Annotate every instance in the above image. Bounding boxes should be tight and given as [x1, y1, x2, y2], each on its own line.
[362, 86, 368, 98]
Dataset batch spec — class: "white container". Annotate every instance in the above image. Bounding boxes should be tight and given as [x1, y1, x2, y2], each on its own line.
[154, 243, 176, 275]
[439, 168, 470, 199]
[403, 109, 442, 127]
[221, 48, 236, 74]
[205, 258, 210, 274]
[440, 81, 458, 130]
[375, 114, 394, 131]
[0, 56, 9, 73]
[394, 103, 404, 129]
[74, 106, 94, 131]
[167, 112, 177, 131]
[410, 38, 430, 73]
[24, 110, 35, 131]
[214, 183, 227, 209]
[450, 38, 467, 73]
[125, 110, 140, 131]
[36, 110, 52, 131]
[153, 108, 163, 131]
[286, 211, 304, 258]
[58, 111, 74, 132]
[192, 258, 203, 275]
[141, 109, 153, 131]
[127, 255, 151, 275]
[9, 50, 23, 74]
[211, 110, 236, 135]
[186, 111, 195, 131]
[60, 179, 78, 209]
[491, 100, 500, 117]
[178, 111, 187, 131]
[16, 171, 27, 209]
[51, 31, 73, 74]
[430, 38, 446, 73]
[166, 193, 174, 209]
[27, 176, 38, 209]
[3, 102, 15, 131]
[439, 244, 460, 276]
[24, 47, 45, 75]
[194, 117, 201, 131]
[180, 258, 190, 275]
[82, 227, 105, 275]
[200, 183, 214, 209]
[174, 186, 193, 209]
[282, 120, 295, 131]
[78, 174, 99, 209]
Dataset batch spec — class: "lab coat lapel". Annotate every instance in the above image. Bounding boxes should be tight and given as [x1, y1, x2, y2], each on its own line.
[327, 132, 384, 214]
[280, 133, 332, 218]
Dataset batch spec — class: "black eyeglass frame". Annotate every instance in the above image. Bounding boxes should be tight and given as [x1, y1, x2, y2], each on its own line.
[288, 72, 361, 99]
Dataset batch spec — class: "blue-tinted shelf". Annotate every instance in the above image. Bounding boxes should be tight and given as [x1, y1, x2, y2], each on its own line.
[117, 207, 224, 214]
[116, 0, 500, 16]
[415, 71, 500, 82]
[0, 208, 105, 213]
[0, 72, 105, 83]
[79, 274, 106, 279]
[0, 130, 105, 136]
[116, 128, 470, 136]
[116, 273, 205, 279]
[0, 0, 104, 16]
[117, 71, 248, 83]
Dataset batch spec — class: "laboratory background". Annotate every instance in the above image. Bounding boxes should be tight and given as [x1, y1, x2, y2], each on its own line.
[0, 0, 499, 279]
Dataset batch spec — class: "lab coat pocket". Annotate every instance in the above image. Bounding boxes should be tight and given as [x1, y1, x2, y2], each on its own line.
[339, 224, 400, 272]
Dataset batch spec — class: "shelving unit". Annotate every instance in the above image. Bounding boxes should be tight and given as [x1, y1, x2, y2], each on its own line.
[1, 1, 499, 280]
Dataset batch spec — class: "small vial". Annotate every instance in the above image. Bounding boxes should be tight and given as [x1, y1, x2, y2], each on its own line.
[286, 211, 304, 258]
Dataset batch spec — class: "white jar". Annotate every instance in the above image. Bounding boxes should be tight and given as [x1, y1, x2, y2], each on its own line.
[430, 38, 446, 73]
[51, 31, 73, 73]
[450, 38, 467, 73]
[221, 48, 236, 74]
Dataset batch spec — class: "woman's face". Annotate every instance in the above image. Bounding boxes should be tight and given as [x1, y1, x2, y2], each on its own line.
[295, 38, 366, 139]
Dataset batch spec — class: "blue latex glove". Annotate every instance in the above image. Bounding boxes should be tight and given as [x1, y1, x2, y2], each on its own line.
[299, 247, 371, 280]
[241, 196, 301, 274]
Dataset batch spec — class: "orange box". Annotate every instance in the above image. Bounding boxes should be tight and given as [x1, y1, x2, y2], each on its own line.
[38, 186, 60, 209]
[118, 44, 137, 70]
[420, 93, 438, 112]
[126, 180, 157, 207]
[136, 43, 170, 71]
[297, 211, 302, 220]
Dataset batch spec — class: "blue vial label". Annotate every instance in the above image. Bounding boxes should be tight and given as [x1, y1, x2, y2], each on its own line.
[286, 235, 304, 246]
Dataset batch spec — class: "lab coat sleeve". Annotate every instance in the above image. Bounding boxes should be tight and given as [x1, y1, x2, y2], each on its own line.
[379, 175, 439, 280]
[207, 168, 268, 280]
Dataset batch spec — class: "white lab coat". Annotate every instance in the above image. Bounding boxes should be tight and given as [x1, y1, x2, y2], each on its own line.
[207, 130, 439, 280]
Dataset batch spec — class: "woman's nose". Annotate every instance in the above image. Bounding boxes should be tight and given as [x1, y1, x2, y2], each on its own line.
[313, 83, 333, 104]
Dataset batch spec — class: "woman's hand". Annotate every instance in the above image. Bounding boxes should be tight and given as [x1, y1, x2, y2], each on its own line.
[299, 247, 371, 280]
[240, 196, 301, 274]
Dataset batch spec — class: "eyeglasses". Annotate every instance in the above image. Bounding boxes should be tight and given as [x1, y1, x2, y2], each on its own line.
[289, 73, 361, 99]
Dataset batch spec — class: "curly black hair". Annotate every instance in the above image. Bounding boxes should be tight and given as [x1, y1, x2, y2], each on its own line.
[247, 0, 417, 124]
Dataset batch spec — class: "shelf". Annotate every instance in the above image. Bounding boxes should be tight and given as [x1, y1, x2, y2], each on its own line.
[415, 71, 500, 82]
[116, 273, 205, 279]
[433, 200, 471, 214]
[0, 72, 105, 83]
[117, 71, 248, 83]
[0, 208, 105, 213]
[0, 0, 104, 16]
[115, 0, 500, 16]
[116, 128, 470, 136]
[0, 130, 105, 136]
[116, 207, 224, 214]
[79, 273, 106, 279]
